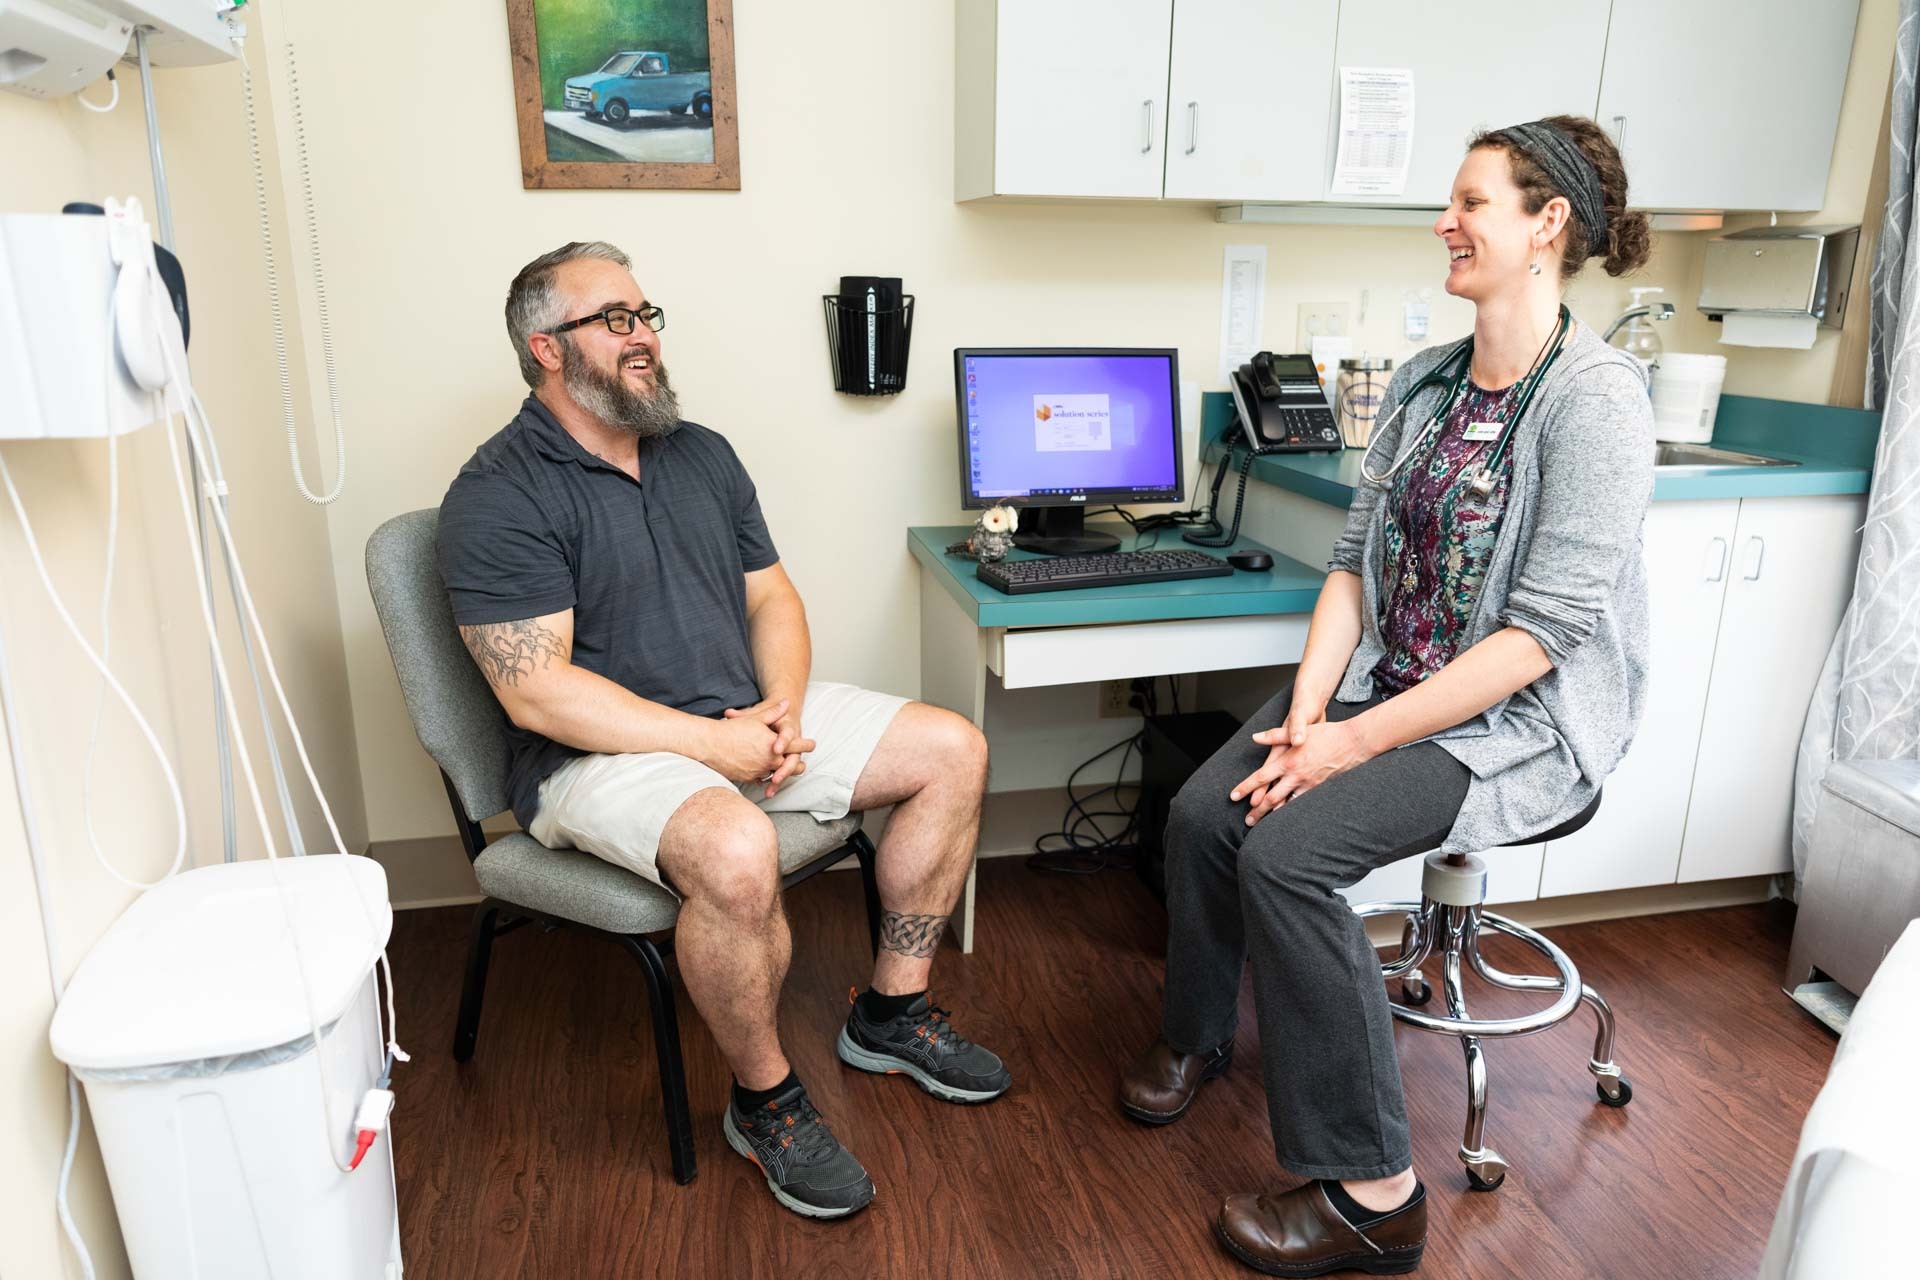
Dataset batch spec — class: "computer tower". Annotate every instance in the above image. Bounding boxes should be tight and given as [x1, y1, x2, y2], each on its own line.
[1135, 710, 1240, 902]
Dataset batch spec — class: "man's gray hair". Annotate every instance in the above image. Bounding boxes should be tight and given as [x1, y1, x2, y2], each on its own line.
[504, 241, 632, 388]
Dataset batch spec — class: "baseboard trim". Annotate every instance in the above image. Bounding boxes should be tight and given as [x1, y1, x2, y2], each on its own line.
[372, 792, 1779, 933]
[1361, 875, 1779, 944]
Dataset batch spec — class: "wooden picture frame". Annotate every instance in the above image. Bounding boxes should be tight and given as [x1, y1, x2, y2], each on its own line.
[505, 0, 739, 191]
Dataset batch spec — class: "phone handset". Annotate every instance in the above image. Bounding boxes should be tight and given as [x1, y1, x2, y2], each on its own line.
[1250, 352, 1283, 402]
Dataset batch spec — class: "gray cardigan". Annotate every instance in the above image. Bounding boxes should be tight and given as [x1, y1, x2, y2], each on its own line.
[1330, 320, 1656, 853]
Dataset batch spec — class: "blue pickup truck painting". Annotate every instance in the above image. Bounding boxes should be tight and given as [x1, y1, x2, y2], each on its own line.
[564, 51, 712, 125]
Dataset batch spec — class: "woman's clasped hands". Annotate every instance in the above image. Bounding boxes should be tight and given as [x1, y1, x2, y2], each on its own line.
[1229, 698, 1378, 828]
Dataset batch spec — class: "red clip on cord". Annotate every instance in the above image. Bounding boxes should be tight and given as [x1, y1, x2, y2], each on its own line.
[349, 1088, 395, 1171]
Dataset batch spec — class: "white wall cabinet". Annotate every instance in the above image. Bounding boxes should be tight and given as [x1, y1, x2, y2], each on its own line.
[1677, 495, 1863, 881]
[957, 0, 1175, 200]
[1594, 0, 1860, 213]
[1328, 0, 1610, 207]
[958, 0, 1861, 213]
[1163, 1, 1339, 202]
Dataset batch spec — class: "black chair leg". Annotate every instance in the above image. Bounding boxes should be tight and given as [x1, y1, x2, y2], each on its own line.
[852, 829, 883, 958]
[624, 935, 698, 1185]
[453, 900, 503, 1063]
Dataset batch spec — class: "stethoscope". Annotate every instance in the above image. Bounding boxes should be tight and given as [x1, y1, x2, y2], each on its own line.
[1360, 305, 1573, 498]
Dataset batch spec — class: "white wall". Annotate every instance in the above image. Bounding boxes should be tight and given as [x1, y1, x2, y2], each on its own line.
[0, 30, 364, 1277]
[279, 0, 1728, 843]
[0, 0, 1894, 1266]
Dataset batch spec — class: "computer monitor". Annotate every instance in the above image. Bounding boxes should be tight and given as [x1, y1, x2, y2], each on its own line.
[954, 347, 1183, 554]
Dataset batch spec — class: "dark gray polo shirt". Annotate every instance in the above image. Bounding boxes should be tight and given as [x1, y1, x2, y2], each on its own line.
[436, 396, 778, 827]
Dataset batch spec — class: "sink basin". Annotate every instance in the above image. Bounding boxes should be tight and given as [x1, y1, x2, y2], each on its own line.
[1654, 443, 1799, 469]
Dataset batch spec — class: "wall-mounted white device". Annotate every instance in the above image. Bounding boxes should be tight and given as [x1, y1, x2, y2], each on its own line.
[0, 202, 183, 439]
[0, 0, 240, 100]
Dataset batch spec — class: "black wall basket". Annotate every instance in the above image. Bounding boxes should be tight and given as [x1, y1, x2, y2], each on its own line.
[823, 276, 913, 396]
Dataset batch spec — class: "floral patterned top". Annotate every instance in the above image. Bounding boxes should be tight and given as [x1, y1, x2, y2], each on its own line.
[1369, 379, 1521, 695]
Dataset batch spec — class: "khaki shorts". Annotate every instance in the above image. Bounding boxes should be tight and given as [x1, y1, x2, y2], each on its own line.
[527, 681, 907, 894]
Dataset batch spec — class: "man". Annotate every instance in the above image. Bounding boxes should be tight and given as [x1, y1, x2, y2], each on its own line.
[437, 241, 1008, 1220]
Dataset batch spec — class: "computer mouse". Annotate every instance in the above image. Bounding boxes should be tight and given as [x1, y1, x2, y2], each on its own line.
[1228, 550, 1274, 572]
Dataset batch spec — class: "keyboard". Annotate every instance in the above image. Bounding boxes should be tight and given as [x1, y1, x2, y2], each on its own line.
[975, 549, 1233, 595]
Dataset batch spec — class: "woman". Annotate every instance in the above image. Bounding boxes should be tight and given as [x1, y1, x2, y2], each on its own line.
[1117, 116, 1656, 1276]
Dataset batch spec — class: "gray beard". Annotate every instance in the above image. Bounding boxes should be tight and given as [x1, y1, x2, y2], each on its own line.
[559, 335, 681, 439]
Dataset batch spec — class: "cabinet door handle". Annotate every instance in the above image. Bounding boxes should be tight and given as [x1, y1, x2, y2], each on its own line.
[1741, 535, 1765, 580]
[1186, 101, 1199, 155]
[1141, 99, 1155, 153]
[1611, 114, 1627, 150]
[1704, 536, 1728, 582]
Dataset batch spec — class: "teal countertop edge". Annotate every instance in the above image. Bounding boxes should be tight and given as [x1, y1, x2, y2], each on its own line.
[908, 525, 1325, 628]
[1198, 391, 1881, 511]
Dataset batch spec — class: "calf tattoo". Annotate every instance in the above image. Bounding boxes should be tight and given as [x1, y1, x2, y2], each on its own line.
[459, 619, 567, 687]
[879, 911, 949, 958]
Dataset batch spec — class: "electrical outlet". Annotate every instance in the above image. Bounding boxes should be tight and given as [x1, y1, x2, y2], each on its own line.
[1296, 301, 1352, 351]
[1099, 680, 1136, 719]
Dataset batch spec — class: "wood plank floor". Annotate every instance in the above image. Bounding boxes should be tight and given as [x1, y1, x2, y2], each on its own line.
[386, 861, 1835, 1279]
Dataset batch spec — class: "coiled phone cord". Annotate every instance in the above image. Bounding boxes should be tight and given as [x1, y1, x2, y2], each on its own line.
[1182, 445, 1257, 548]
[240, 36, 347, 505]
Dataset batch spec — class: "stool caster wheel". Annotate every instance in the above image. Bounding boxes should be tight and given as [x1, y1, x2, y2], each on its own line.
[1596, 1076, 1632, 1108]
[1463, 1153, 1508, 1192]
[1400, 976, 1431, 1006]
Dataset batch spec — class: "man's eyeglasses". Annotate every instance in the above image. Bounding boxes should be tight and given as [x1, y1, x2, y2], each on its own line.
[549, 304, 666, 337]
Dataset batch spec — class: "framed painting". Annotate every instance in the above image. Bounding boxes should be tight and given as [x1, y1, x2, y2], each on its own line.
[506, 0, 739, 190]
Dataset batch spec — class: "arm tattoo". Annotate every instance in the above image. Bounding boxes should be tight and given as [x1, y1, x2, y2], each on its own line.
[460, 619, 567, 688]
[878, 911, 949, 958]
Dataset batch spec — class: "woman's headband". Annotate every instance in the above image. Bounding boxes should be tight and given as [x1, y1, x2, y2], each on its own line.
[1494, 121, 1608, 260]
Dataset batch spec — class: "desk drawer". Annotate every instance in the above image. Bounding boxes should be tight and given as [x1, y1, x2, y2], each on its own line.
[988, 615, 1310, 689]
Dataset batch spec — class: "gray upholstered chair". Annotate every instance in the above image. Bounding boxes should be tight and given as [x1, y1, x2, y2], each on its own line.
[365, 508, 882, 1185]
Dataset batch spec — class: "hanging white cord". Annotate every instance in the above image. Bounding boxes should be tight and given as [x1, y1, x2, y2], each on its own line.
[156, 410, 369, 1173]
[239, 38, 347, 505]
[0, 287, 187, 888]
[79, 428, 121, 864]
[77, 71, 118, 114]
[152, 309, 407, 1173]
[77, 288, 154, 883]
[0, 453, 189, 888]
[0, 611, 97, 1279]
[166, 349, 405, 1061]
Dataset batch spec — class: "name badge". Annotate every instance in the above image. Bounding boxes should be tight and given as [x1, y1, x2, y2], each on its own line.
[1462, 420, 1503, 442]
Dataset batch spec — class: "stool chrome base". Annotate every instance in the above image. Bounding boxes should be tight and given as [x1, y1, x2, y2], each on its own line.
[1354, 851, 1633, 1192]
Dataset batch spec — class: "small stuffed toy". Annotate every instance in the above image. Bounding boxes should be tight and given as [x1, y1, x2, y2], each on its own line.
[970, 503, 1019, 563]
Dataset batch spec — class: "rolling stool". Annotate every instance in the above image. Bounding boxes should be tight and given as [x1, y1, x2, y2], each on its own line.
[1350, 791, 1632, 1191]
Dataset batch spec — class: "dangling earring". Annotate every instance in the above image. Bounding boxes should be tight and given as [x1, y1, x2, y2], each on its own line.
[1528, 254, 1542, 276]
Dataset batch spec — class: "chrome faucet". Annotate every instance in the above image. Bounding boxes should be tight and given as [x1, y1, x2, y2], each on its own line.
[1601, 301, 1676, 343]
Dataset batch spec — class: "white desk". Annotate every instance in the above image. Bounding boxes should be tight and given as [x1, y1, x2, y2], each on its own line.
[909, 525, 1326, 950]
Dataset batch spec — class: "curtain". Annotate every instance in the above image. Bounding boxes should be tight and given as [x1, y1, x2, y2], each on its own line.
[1792, 0, 1920, 881]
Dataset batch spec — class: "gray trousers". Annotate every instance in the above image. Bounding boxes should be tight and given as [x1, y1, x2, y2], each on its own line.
[1162, 685, 1470, 1181]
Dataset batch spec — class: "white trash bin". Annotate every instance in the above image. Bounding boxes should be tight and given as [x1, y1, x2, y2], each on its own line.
[1650, 352, 1728, 444]
[49, 857, 402, 1279]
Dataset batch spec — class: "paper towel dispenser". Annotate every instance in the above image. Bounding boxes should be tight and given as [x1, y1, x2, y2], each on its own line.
[1697, 224, 1860, 330]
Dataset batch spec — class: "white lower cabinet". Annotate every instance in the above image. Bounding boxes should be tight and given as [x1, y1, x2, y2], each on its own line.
[1340, 493, 1862, 910]
[1538, 500, 1737, 896]
[1539, 494, 1865, 897]
[1677, 495, 1865, 882]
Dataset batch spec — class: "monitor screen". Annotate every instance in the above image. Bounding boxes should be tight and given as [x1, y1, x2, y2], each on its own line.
[955, 348, 1182, 508]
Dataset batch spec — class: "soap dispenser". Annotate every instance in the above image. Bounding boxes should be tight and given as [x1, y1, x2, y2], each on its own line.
[1614, 286, 1666, 377]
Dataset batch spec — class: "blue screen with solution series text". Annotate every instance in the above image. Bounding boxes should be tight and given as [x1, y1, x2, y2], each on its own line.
[961, 353, 1179, 501]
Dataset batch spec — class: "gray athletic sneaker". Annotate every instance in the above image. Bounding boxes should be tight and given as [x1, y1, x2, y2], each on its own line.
[836, 991, 1012, 1103]
[721, 1083, 875, 1219]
